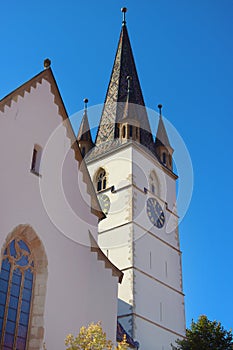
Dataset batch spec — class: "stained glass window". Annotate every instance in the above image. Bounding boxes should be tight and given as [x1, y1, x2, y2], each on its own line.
[0, 239, 34, 350]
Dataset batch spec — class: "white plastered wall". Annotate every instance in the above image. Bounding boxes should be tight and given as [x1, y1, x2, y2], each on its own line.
[0, 78, 119, 349]
[87, 142, 185, 348]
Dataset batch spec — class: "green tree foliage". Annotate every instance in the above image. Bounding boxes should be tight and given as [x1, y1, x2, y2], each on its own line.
[65, 322, 128, 350]
[175, 315, 233, 350]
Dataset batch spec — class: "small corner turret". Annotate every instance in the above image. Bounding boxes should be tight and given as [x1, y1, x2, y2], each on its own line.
[77, 98, 94, 157]
[155, 104, 174, 171]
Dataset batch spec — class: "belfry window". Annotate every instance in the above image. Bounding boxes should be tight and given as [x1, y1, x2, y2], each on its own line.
[0, 239, 34, 350]
[122, 125, 126, 138]
[129, 125, 133, 138]
[97, 169, 107, 192]
[81, 147, 86, 157]
[162, 152, 166, 165]
[149, 171, 159, 196]
[115, 125, 119, 138]
[31, 144, 42, 175]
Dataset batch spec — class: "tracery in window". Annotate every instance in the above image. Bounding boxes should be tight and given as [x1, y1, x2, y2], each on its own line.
[96, 168, 107, 192]
[0, 239, 34, 350]
[149, 171, 159, 196]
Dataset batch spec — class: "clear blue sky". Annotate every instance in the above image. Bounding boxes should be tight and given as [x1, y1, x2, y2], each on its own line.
[1, 0, 233, 332]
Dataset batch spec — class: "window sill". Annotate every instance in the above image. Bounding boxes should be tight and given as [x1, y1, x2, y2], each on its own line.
[30, 170, 42, 178]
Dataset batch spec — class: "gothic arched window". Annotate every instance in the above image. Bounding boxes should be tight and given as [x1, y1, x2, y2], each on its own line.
[0, 239, 34, 349]
[149, 171, 159, 197]
[96, 168, 107, 192]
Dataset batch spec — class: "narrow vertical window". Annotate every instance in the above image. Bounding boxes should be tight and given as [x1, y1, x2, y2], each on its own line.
[160, 302, 163, 322]
[162, 152, 166, 165]
[165, 261, 168, 278]
[31, 145, 42, 175]
[129, 125, 133, 138]
[115, 125, 119, 138]
[149, 171, 159, 196]
[0, 239, 34, 349]
[96, 169, 107, 192]
[81, 147, 86, 157]
[31, 149, 37, 172]
[122, 125, 126, 138]
[151, 184, 155, 194]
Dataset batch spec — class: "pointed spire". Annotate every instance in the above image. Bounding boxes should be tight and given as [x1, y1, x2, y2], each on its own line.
[95, 8, 153, 149]
[155, 104, 174, 170]
[155, 104, 172, 149]
[77, 99, 94, 157]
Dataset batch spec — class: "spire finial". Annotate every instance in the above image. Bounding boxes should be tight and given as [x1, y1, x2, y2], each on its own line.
[44, 58, 51, 69]
[158, 104, 163, 117]
[83, 98, 88, 112]
[121, 7, 127, 25]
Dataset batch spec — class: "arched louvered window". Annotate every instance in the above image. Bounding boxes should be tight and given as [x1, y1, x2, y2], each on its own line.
[96, 169, 107, 192]
[0, 239, 34, 350]
[149, 171, 159, 197]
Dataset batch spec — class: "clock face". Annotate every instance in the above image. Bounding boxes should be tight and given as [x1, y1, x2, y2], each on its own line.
[98, 194, 111, 215]
[146, 197, 165, 228]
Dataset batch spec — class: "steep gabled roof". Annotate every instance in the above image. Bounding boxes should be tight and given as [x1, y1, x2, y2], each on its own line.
[0, 67, 104, 221]
[95, 21, 153, 148]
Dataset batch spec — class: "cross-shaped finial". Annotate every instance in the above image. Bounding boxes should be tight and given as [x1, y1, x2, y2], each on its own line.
[121, 7, 127, 25]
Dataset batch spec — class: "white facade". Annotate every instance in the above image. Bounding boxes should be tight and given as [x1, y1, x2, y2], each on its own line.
[87, 140, 186, 350]
[0, 71, 121, 350]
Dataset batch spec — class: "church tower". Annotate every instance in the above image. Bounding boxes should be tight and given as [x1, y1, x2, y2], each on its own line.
[83, 8, 186, 349]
